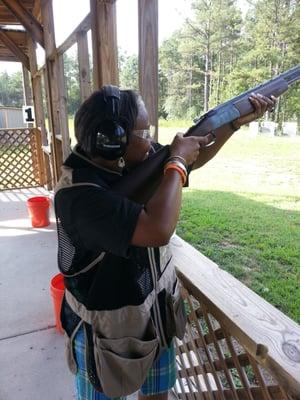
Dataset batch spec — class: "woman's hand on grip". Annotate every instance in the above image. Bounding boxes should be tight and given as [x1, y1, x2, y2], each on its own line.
[169, 133, 213, 165]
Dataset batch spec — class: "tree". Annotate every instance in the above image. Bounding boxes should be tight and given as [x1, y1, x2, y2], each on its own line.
[0, 71, 23, 107]
[236, 0, 300, 130]
[63, 53, 81, 115]
[185, 0, 242, 111]
[119, 52, 138, 90]
[159, 1, 243, 119]
[159, 31, 195, 119]
[119, 51, 168, 119]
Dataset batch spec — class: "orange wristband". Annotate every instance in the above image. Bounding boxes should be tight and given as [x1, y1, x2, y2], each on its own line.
[164, 163, 187, 185]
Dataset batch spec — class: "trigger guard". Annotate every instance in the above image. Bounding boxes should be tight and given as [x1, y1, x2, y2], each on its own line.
[203, 131, 216, 147]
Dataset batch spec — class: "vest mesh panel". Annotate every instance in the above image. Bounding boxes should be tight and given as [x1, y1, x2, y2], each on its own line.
[56, 216, 78, 276]
[136, 266, 153, 299]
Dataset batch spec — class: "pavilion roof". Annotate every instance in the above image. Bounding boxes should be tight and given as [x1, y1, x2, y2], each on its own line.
[0, 0, 42, 64]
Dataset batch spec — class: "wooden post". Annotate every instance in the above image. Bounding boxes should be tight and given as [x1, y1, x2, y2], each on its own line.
[27, 37, 52, 189]
[42, 67, 52, 136]
[22, 64, 34, 130]
[40, 0, 63, 183]
[138, 0, 159, 141]
[22, 64, 33, 106]
[90, 0, 118, 89]
[58, 54, 71, 159]
[34, 128, 46, 185]
[77, 30, 92, 102]
[4, 108, 8, 128]
[27, 37, 47, 144]
[43, 65, 63, 184]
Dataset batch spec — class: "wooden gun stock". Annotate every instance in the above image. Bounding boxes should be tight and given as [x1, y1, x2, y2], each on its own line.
[112, 65, 300, 203]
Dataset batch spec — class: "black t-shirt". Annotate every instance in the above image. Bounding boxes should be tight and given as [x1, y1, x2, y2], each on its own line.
[55, 145, 161, 310]
[58, 184, 142, 258]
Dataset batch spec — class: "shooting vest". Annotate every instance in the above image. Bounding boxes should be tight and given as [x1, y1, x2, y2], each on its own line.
[54, 149, 187, 397]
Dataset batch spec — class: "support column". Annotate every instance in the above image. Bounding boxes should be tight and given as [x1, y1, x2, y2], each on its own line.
[40, 0, 64, 183]
[138, 0, 159, 141]
[77, 30, 91, 101]
[22, 63, 34, 130]
[27, 37, 47, 143]
[27, 37, 51, 188]
[22, 64, 33, 106]
[58, 54, 71, 159]
[90, 0, 118, 89]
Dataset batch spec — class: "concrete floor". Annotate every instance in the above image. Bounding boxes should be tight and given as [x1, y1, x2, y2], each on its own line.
[0, 187, 75, 400]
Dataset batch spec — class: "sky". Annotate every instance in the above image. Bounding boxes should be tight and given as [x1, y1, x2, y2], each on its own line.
[0, 0, 248, 74]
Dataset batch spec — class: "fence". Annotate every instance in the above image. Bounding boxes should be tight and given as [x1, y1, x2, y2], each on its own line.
[0, 107, 26, 129]
[172, 236, 300, 399]
[0, 128, 46, 190]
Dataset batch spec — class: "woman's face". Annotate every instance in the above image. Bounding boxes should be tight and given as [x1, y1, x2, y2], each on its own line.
[123, 100, 152, 168]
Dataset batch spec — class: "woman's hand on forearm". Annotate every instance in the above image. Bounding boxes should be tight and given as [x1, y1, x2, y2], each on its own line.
[236, 93, 277, 126]
[192, 93, 277, 170]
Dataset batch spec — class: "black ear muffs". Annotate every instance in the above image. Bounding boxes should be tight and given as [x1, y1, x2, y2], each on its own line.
[90, 85, 127, 160]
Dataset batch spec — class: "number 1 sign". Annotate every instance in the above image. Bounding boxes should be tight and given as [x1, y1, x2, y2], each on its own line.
[22, 105, 35, 124]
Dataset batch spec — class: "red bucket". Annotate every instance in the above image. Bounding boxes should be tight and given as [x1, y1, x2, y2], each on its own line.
[27, 196, 50, 227]
[50, 273, 65, 334]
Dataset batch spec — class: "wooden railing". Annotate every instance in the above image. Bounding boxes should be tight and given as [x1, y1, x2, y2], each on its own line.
[171, 236, 300, 399]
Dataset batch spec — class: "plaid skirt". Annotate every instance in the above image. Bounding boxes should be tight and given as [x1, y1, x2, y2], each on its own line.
[73, 325, 177, 400]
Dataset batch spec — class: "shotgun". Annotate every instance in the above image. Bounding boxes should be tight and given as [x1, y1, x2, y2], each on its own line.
[112, 65, 300, 203]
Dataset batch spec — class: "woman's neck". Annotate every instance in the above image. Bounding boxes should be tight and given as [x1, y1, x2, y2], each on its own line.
[91, 156, 123, 173]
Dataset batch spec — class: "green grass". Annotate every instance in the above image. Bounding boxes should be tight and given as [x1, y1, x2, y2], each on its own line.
[177, 190, 300, 323]
[159, 118, 191, 128]
[158, 126, 300, 323]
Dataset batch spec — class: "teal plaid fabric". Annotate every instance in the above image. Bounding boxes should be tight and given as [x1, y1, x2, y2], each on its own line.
[73, 326, 176, 399]
[139, 337, 176, 396]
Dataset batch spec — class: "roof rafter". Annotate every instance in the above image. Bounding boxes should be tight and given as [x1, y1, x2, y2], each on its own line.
[0, 27, 30, 69]
[1, 0, 44, 47]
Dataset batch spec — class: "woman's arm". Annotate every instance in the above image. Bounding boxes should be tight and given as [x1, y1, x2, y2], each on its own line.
[131, 135, 211, 247]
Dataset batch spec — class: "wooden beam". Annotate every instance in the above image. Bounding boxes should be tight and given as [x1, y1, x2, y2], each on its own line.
[58, 54, 71, 159]
[41, 0, 62, 183]
[1, 0, 44, 47]
[27, 33, 52, 189]
[57, 13, 91, 56]
[0, 29, 30, 70]
[0, 55, 18, 62]
[27, 36, 47, 144]
[32, 0, 42, 23]
[0, 28, 28, 46]
[22, 63, 33, 105]
[138, 0, 159, 141]
[34, 127, 46, 186]
[0, 46, 23, 56]
[77, 30, 91, 102]
[90, 0, 118, 88]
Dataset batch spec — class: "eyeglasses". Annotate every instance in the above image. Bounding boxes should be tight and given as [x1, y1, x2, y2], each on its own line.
[132, 125, 156, 140]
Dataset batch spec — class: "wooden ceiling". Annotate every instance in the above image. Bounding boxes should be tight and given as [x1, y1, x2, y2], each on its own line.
[0, 0, 42, 65]
[0, 1, 38, 25]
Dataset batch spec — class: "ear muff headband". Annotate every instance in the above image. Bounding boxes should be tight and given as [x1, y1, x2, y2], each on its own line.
[92, 85, 127, 160]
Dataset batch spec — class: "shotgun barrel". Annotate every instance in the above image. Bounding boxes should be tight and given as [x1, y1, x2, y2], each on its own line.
[186, 65, 300, 137]
[112, 65, 300, 203]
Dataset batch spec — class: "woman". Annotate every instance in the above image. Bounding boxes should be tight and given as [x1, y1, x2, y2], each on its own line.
[54, 86, 276, 400]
